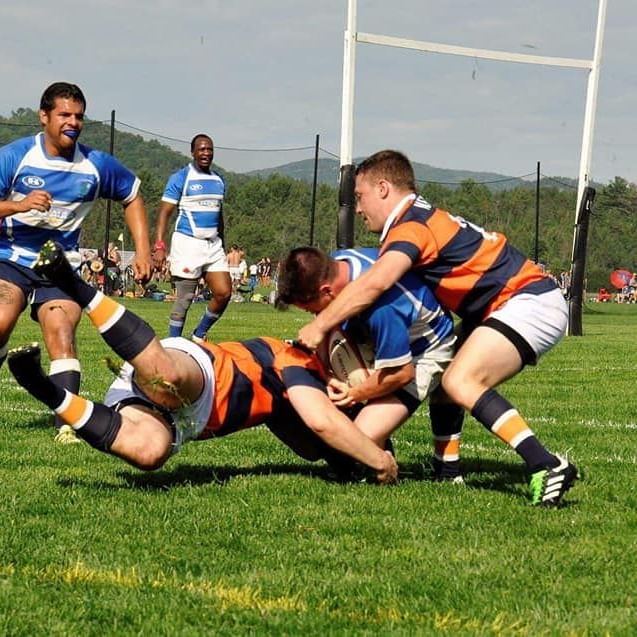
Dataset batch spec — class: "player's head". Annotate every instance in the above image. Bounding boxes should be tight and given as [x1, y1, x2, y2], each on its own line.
[40, 82, 86, 113]
[191, 134, 214, 171]
[276, 247, 337, 312]
[355, 150, 416, 192]
[354, 150, 416, 233]
[39, 82, 86, 157]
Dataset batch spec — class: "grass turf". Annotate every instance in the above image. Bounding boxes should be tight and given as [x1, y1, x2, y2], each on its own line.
[0, 298, 636, 635]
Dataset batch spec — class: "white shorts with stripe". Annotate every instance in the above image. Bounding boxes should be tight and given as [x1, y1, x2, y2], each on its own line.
[169, 232, 229, 279]
[104, 337, 215, 453]
[488, 288, 568, 358]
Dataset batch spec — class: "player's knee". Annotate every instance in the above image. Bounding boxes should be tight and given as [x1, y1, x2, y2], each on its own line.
[211, 288, 232, 308]
[127, 434, 171, 471]
[441, 366, 475, 410]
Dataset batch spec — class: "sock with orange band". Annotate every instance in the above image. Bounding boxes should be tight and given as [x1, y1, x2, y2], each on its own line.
[8, 345, 121, 452]
[34, 240, 155, 361]
[429, 402, 464, 479]
[471, 389, 559, 472]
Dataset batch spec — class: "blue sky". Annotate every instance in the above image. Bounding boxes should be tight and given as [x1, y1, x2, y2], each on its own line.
[0, 1, 633, 182]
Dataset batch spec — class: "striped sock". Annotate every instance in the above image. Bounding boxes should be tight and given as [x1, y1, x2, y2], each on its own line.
[0, 342, 7, 368]
[84, 291, 155, 361]
[49, 358, 81, 430]
[471, 389, 558, 471]
[54, 390, 122, 451]
[169, 318, 184, 337]
[430, 402, 464, 478]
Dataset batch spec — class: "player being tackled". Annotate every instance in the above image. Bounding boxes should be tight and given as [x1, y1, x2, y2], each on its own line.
[8, 240, 398, 484]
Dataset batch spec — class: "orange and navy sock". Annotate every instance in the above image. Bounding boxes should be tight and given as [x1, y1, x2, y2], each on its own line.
[83, 291, 155, 361]
[49, 358, 81, 430]
[430, 402, 464, 478]
[54, 390, 122, 451]
[10, 350, 121, 451]
[44, 268, 155, 361]
[471, 389, 558, 472]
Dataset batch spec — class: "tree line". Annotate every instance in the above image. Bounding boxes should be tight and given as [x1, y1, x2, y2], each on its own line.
[2, 109, 636, 291]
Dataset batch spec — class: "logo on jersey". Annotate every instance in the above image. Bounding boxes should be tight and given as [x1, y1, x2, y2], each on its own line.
[27, 207, 76, 229]
[189, 184, 204, 191]
[78, 180, 94, 197]
[21, 175, 45, 188]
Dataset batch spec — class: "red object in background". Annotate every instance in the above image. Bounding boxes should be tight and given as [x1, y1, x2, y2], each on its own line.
[610, 269, 632, 289]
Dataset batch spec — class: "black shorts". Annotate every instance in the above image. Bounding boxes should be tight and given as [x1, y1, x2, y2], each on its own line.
[0, 260, 75, 320]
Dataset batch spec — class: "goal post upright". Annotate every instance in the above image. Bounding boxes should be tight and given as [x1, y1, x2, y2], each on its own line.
[337, 0, 357, 248]
[339, 0, 608, 332]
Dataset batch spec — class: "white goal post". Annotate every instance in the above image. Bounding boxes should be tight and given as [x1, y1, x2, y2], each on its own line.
[338, 0, 607, 334]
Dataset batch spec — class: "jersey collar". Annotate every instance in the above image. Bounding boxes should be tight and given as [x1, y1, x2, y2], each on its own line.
[379, 193, 417, 243]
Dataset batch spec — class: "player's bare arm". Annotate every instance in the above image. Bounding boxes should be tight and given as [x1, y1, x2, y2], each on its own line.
[287, 384, 398, 484]
[152, 200, 176, 268]
[0, 190, 52, 217]
[298, 250, 413, 349]
[328, 362, 414, 409]
[123, 194, 152, 282]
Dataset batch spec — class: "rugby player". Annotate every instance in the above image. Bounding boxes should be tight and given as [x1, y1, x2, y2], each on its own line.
[297, 150, 577, 506]
[7, 241, 397, 484]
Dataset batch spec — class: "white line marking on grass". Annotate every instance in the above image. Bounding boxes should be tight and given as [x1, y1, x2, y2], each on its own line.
[580, 419, 637, 430]
[1, 405, 50, 416]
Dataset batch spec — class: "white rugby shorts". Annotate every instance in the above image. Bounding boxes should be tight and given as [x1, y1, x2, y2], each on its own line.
[488, 288, 568, 358]
[169, 233, 229, 279]
[104, 337, 215, 453]
[402, 335, 456, 403]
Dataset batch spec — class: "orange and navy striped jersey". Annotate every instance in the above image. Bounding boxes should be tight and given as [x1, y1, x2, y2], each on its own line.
[379, 196, 557, 322]
[198, 337, 327, 438]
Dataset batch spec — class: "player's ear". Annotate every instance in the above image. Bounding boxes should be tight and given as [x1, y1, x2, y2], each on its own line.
[319, 283, 335, 301]
[377, 179, 390, 198]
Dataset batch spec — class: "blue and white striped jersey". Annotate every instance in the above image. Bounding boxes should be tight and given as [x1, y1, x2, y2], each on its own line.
[332, 247, 454, 369]
[0, 133, 140, 268]
[162, 164, 225, 240]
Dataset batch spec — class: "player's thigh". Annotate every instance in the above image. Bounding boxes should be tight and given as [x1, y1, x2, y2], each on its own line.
[111, 405, 173, 470]
[445, 325, 522, 390]
[0, 279, 26, 339]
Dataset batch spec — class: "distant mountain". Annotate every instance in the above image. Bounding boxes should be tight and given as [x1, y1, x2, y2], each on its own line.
[245, 158, 559, 192]
[0, 109, 582, 192]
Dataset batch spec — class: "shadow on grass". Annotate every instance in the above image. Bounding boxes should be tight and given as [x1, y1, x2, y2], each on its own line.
[55, 455, 529, 496]
[53, 452, 580, 507]
[400, 455, 527, 495]
[116, 462, 331, 490]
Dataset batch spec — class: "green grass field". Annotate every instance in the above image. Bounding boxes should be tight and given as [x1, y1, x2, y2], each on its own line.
[1, 299, 636, 636]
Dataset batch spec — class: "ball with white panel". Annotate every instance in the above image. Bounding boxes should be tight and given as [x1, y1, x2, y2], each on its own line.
[325, 327, 375, 387]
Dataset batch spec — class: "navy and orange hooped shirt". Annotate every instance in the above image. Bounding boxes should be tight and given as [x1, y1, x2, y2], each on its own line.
[199, 337, 327, 439]
[379, 195, 557, 323]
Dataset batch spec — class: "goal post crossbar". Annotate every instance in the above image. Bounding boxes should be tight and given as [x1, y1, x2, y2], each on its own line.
[356, 32, 593, 70]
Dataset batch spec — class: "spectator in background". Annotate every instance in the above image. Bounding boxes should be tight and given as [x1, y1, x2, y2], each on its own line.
[559, 270, 571, 297]
[249, 262, 258, 292]
[153, 134, 232, 343]
[104, 242, 122, 296]
[0, 81, 151, 440]
[238, 248, 248, 285]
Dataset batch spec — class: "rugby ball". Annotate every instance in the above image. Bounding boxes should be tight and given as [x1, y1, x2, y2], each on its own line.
[326, 327, 375, 387]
